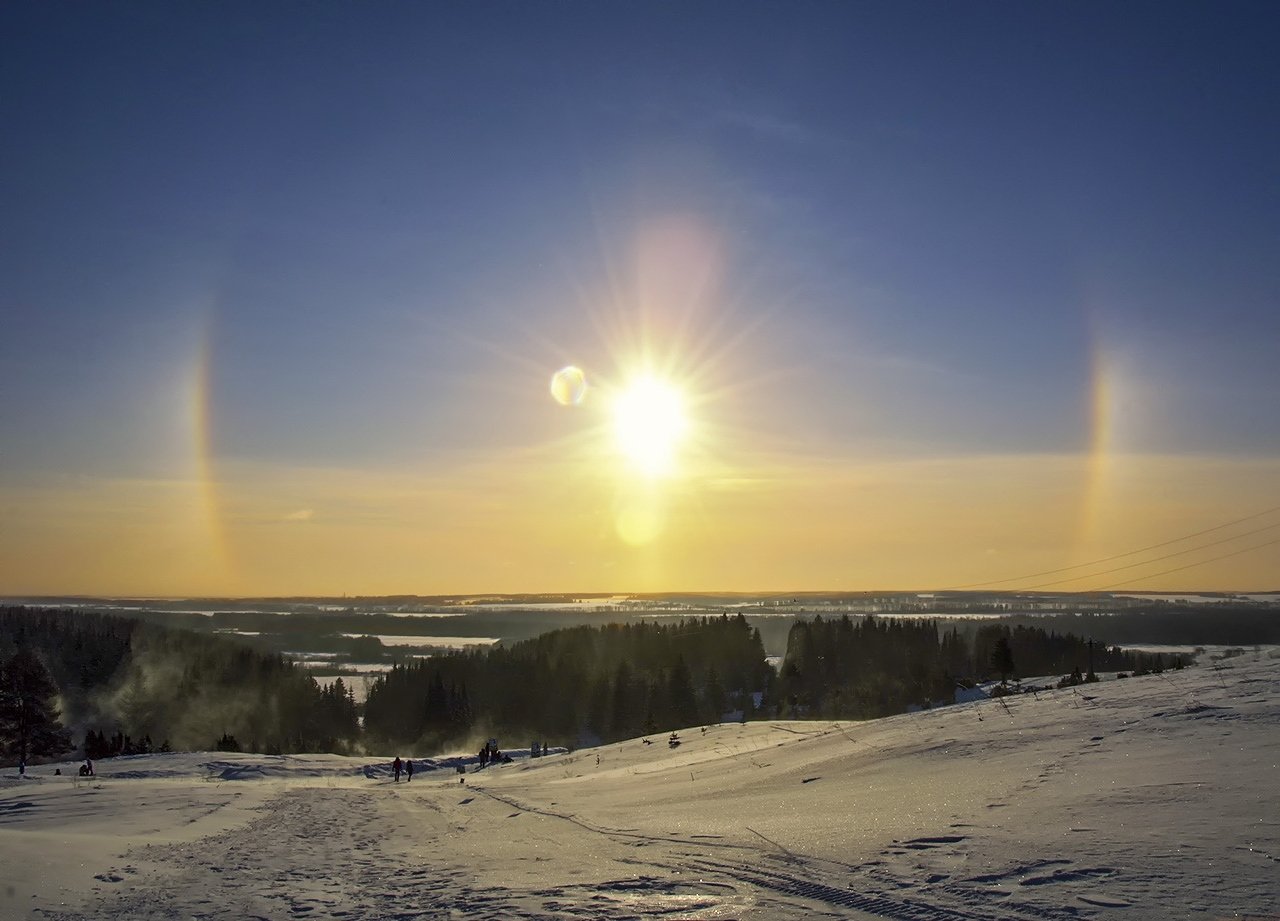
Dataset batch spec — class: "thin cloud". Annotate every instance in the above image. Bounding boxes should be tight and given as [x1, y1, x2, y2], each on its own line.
[714, 107, 823, 146]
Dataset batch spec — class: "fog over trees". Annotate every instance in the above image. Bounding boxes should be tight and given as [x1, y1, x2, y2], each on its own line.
[0, 607, 360, 756]
[0, 647, 71, 764]
[0, 603, 1261, 762]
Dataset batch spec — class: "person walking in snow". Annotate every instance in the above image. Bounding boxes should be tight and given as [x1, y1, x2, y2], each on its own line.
[392, 756, 402, 782]
[405, 758, 414, 782]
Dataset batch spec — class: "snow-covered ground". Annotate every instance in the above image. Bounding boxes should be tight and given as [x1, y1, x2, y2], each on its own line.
[2, 654, 1276, 920]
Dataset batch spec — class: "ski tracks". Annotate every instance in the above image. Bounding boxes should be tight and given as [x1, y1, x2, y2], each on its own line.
[35, 784, 1124, 921]
[34, 787, 506, 921]
[464, 784, 1105, 921]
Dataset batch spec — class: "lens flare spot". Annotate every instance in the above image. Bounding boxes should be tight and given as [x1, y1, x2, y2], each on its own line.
[550, 365, 588, 406]
[615, 498, 664, 545]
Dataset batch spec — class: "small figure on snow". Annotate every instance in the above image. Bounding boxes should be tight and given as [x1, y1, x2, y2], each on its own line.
[405, 759, 414, 782]
[392, 756, 403, 782]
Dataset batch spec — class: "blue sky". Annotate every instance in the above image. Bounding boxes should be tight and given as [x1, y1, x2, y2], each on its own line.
[2, 2, 1278, 594]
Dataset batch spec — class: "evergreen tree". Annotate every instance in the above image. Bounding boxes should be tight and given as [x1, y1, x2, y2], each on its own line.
[667, 657, 699, 728]
[0, 649, 71, 765]
[990, 636, 1015, 685]
[703, 667, 727, 721]
[609, 661, 637, 739]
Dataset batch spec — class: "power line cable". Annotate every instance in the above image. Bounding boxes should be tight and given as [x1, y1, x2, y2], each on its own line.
[949, 504, 1280, 590]
[1019, 520, 1280, 590]
[1095, 536, 1280, 590]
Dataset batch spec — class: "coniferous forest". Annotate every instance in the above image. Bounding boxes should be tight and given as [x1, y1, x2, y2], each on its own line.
[363, 615, 773, 751]
[774, 615, 1181, 719]
[0, 607, 360, 758]
[0, 604, 1217, 764]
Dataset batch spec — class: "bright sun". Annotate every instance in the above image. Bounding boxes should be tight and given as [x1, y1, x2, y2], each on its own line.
[612, 376, 689, 476]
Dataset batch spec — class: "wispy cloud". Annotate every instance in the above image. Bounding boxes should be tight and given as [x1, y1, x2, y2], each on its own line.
[713, 107, 823, 146]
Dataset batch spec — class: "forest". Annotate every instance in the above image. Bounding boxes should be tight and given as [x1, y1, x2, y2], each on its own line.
[981, 605, 1280, 646]
[363, 615, 774, 751]
[773, 615, 1181, 719]
[0, 604, 1225, 764]
[0, 607, 359, 759]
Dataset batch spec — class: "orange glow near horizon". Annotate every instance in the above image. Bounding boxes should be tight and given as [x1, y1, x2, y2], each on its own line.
[2, 220, 1278, 597]
[2, 451, 1277, 597]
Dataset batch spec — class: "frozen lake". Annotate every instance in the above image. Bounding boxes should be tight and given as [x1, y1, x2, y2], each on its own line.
[338, 633, 500, 648]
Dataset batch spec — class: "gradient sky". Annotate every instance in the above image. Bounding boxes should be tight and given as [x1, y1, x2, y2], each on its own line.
[3, 2, 1278, 596]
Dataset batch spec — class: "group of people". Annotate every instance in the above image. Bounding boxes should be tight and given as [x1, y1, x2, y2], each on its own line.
[390, 756, 414, 782]
[392, 738, 553, 783]
[476, 741, 508, 767]
[15, 758, 93, 779]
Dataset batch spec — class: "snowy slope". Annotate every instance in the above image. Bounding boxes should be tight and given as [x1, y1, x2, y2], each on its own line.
[1, 654, 1276, 920]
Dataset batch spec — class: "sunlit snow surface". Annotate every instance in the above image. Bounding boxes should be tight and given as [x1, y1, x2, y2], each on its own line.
[2, 654, 1276, 920]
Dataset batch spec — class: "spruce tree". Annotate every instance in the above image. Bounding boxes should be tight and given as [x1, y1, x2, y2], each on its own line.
[990, 636, 1015, 685]
[667, 657, 699, 728]
[0, 649, 71, 765]
[703, 667, 727, 722]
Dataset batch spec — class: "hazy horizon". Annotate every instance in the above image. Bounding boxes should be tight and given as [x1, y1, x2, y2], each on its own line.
[6, 588, 1278, 604]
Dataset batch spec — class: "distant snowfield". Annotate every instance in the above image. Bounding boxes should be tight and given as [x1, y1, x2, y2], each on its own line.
[2, 656, 1276, 920]
[1114, 592, 1280, 604]
[337, 633, 501, 647]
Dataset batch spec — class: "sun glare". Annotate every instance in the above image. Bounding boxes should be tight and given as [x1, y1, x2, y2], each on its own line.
[612, 376, 689, 476]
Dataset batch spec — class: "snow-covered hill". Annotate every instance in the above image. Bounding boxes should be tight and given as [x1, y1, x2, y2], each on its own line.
[2, 654, 1276, 920]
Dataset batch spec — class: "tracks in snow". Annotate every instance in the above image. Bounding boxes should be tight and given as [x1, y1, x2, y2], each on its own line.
[37, 781, 1124, 921]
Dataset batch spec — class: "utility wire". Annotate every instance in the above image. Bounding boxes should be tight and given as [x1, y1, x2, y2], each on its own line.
[1020, 520, 1280, 590]
[949, 504, 1280, 590]
[1095, 536, 1280, 590]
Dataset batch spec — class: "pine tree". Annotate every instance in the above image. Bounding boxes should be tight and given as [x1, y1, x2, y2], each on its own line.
[703, 667, 727, 722]
[990, 636, 1015, 685]
[0, 649, 71, 765]
[609, 661, 636, 740]
[667, 657, 699, 728]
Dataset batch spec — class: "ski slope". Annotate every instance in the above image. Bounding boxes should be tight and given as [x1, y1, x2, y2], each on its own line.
[1, 654, 1276, 920]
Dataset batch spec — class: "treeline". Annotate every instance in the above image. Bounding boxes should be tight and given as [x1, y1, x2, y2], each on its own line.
[991, 605, 1280, 646]
[0, 607, 359, 762]
[775, 615, 1176, 718]
[364, 615, 773, 751]
[4, 603, 1230, 763]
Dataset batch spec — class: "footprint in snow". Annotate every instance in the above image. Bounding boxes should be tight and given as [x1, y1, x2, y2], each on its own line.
[1078, 893, 1133, 907]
